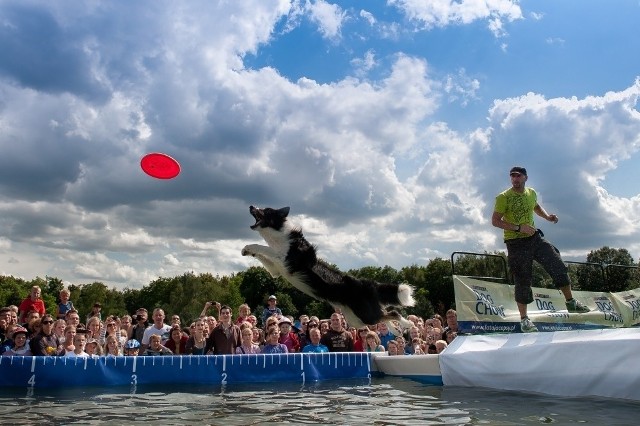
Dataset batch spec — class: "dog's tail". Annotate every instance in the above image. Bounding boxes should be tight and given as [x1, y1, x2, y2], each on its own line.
[379, 282, 416, 307]
[397, 283, 416, 307]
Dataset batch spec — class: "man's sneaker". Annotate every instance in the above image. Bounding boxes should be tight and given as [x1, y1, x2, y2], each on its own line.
[566, 298, 590, 313]
[520, 316, 538, 333]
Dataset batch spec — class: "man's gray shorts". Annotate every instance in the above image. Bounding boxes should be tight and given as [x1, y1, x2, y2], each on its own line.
[505, 231, 570, 305]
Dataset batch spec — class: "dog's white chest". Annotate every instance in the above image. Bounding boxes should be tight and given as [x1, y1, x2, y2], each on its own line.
[257, 226, 292, 257]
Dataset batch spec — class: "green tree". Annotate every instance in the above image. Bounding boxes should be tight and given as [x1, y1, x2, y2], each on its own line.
[0, 276, 28, 307]
[205, 273, 244, 316]
[168, 273, 211, 321]
[451, 251, 509, 283]
[103, 286, 128, 317]
[400, 264, 433, 318]
[304, 299, 333, 320]
[122, 287, 143, 316]
[75, 282, 109, 319]
[348, 265, 403, 283]
[273, 291, 297, 319]
[578, 247, 637, 292]
[410, 287, 435, 319]
[238, 267, 282, 314]
[422, 258, 456, 315]
[139, 277, 174, 313]
[44, 276, 64, 298]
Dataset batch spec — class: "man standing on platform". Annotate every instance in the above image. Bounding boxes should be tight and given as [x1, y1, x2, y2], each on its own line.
[491, 166, 590, 333]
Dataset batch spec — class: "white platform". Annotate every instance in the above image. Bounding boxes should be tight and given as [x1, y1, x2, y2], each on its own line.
[441, 328, 640, 401]
[372, 328, 640, 401]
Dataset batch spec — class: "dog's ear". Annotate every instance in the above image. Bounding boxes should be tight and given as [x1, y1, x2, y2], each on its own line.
[278, 207, 290, 218]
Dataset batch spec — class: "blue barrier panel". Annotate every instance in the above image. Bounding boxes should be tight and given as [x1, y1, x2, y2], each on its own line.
[0, 353, 372, 388]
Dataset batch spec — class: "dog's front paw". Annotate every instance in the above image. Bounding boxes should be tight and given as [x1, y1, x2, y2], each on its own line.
[241, 245, 254, 257]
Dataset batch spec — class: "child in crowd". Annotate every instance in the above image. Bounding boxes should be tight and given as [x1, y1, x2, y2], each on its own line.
[387, 339, 400, 355]
[235, 326, 260, 354]
[124, 339, 140, 356]
[59, 325, 77, 355]
[277, 318, 300, 353]
[143, 334, 173, 356]
[252, 327, 265, 348]
[65, 333, 89, 358]
[236, 303, 252, 326]
[86, 303, 102, 323]
[85, 338, 102, 357]
[411, 338, 426, 355]
[435, 340, 448, 354]
[261, 325, 288, 354]
[2, 327, 31, 356]
[104, 334, 122, 356]
[55, 289, 75, 320]
[301, 327, 328, 353]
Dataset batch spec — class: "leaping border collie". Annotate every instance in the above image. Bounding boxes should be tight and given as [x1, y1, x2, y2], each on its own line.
[241, 206, 415, 332]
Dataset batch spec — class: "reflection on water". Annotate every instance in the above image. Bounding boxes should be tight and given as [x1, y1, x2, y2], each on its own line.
[1, 377, 638, 425]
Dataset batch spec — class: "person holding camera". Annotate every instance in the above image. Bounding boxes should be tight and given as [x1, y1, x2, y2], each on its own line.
[128, 308, 148, 344]
[199, 301, 221, 319]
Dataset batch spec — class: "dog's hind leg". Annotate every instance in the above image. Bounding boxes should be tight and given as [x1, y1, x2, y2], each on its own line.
[381, 309, 414, 337]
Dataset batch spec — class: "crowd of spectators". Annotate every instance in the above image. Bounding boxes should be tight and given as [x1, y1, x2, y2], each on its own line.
[1, 287, 459, 358]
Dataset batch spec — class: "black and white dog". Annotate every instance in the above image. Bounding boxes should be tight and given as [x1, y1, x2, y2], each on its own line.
[241, 206, 415, 331]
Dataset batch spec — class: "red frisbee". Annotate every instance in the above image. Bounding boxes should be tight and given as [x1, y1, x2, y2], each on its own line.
[140, 152, 181, 179]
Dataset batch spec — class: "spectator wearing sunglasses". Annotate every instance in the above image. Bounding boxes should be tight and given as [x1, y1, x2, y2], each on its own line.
[296, 315, 310, 348]
[30, 314, 60, 356]
[353, 326, 370, 352]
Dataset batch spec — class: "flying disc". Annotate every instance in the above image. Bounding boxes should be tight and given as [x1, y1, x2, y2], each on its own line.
[140, 152, 181, 179]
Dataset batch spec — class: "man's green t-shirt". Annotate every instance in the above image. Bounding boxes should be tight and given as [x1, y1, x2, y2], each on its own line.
[494, 187, 537, 240]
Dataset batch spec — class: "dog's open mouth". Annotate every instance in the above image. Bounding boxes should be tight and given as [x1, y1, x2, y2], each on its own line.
[249, 206, 263, 229]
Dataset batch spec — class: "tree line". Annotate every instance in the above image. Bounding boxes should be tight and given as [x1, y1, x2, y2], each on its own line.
[2, 246, 638, 325]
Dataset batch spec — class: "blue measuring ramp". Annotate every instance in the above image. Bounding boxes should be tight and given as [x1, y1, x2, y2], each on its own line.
[0, 352, 373, 388]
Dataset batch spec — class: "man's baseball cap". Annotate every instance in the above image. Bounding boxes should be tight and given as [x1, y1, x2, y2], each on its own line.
[509, 166, 527, 176]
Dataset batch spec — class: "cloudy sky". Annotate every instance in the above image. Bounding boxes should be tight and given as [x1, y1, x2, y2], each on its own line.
[1, 0, 639, 289]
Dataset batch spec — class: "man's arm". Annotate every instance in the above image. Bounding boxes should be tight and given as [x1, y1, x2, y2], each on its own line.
[199, 302, 212, 318]
[491, 211, 519, 231]
[199, 301, 221, 319]
[492, 211, 536, 236]
[534, 203, 559, 223]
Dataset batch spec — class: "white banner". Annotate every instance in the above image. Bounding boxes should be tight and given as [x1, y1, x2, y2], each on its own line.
[453, 275, 640, 333]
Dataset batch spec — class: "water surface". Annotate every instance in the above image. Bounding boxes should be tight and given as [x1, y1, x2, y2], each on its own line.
[1, 377, 637, 425]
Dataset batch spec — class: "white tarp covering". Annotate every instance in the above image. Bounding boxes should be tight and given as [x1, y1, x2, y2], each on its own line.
[440, 328, 640, 401]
